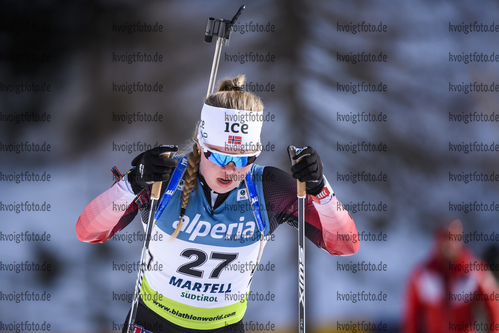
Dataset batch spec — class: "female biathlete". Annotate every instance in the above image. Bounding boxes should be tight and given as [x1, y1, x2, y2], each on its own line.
[76, 76, 359, 333]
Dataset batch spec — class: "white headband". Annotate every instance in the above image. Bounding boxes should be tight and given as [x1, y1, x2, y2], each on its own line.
[197, 104, 263, 154]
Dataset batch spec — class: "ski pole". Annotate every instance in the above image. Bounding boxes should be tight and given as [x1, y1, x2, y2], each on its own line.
[204, 5, 245, 96]
[127, 150, 175, 333]
[288, 146, 306, 333]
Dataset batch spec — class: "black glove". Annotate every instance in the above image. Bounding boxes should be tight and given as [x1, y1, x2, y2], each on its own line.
[128, 145, 178, 194]
[288, 146, 324, 196]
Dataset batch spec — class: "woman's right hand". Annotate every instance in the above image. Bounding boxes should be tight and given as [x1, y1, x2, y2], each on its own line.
[128, 145, 178, 194]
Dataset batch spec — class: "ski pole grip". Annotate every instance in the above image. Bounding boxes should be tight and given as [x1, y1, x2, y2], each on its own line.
[297, 178, 306, 198]
[287, 145, 307, 198]
[295, 156, 306, 198]
[150, 152, 172, 200]
[150, 182, 162, 201]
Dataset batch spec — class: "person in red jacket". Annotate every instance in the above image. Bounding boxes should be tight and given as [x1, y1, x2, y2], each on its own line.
[402, 219, 499, 333]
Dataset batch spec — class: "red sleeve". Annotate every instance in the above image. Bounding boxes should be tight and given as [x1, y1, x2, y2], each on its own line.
[262, 166, 359, 256]
[309, 194, 359, 256]
[75, 177, 146, 243]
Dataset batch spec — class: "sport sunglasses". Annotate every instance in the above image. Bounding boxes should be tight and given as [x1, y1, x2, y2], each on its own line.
[200, 145, 258, 168]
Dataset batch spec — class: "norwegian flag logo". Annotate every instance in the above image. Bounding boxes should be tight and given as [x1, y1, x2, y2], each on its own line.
[228, 135, 242, 145]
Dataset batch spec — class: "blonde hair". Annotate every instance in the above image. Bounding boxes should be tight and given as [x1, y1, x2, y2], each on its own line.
[169, 75, 264, 240]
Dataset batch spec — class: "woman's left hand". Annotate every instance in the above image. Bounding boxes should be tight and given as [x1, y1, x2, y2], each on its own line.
[289, 146, 325, 195]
